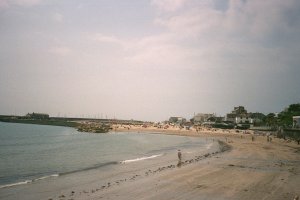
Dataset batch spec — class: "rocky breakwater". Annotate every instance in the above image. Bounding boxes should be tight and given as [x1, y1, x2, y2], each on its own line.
[77, 123, 112, 133]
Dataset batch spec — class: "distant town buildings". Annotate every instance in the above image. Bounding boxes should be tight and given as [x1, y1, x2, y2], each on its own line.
[26, 112, 49, 120]
[169, 117, 186, 125]
[169, 106, 265, 127]
[191, 113, 215, 124]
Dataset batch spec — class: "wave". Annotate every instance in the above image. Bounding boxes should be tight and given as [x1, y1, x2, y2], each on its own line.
[34, 174, 59, 181]
[0, 174, 59, 189]
[120, 154, 163, 164]
[59, 161, 119, 176]
[0, 180, 32, 189]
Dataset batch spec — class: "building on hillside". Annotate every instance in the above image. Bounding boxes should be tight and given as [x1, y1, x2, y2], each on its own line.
[26, 112, 49, 120]
[226, 106, 248, 123]
[226, 106, 263, 124]
[226, 106, 265, 125]
[192, 113, 215, 124]
[169, 117, 186, 125]
[231, 106, 247, 115]
[293, 116, 300, 128]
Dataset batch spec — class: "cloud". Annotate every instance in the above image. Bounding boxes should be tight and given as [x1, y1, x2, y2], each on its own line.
[90, 32, 189, 68]
[13, 0, 40, 6]
[87, 0, 300, 72]
[124, 34, 195, 68]
[0, 0, 41, 8]
[154, 0, 300, 38]
[151, 0, 188, 12]
[0, 0, 9, 8]
[52, 13, 63, 23]
[91, 33, 125, 45]
[1, 0, 299, 120]
[224, 0, 300, 39]
[49, 46, 71, 56]
[148, 0, 300, 70]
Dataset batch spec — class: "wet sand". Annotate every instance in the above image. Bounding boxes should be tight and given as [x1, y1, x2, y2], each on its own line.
[1, 128, 300, 200]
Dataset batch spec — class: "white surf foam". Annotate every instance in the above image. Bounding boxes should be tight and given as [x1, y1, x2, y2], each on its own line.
[34, 174, 59, 181]
[120, 154, 163, 164]
[0, 174, 59, 189]
[0, 180, 32, 189]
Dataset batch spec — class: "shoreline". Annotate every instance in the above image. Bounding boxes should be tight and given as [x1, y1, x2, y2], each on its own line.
[0, 128, 221, 200]
[1, 126, 299, 200]
[72, 128, 300, 200]
[0, 144, 227, 191]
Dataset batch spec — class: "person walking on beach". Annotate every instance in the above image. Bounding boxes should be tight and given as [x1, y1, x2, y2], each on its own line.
[178, 150, 182, 161]
[177, 150, 182, 168]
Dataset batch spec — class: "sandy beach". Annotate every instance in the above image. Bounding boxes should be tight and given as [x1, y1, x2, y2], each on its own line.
[67, 127, 299, 200]
[1, 127, 300, 200]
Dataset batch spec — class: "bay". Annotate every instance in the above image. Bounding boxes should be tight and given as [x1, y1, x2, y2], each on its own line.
[0, 122, 211, 188]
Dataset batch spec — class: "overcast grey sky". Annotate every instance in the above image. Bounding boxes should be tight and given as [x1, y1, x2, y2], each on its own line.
[0, 0, 299, 121]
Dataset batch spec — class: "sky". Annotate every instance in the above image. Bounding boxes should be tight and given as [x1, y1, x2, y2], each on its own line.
[0, 0, 299, 121]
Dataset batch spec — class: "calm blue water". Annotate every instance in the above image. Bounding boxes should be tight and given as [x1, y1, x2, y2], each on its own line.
[0, 122, 208, 188]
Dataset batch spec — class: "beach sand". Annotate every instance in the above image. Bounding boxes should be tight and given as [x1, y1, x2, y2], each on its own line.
[75, 127, 300, 200]
[1, 127, 300, 200]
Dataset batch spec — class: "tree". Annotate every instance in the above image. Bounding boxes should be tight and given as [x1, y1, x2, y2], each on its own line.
[287, 104, 300, 112]
[278, 103, 300, 127]
[263, 113, 277, 129]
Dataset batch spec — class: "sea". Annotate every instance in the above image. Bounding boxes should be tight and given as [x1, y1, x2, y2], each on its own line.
[0, 122, 216, 192]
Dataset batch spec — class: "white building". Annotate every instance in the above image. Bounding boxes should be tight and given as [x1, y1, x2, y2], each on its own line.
[293, 116, 300, 128]
[235, 116, 253, 124]
[169, 117, 186, 124]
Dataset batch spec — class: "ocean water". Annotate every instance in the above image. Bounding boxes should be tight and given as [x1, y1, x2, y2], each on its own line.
[0, 122, 213, 189]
